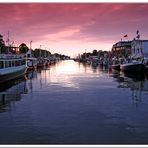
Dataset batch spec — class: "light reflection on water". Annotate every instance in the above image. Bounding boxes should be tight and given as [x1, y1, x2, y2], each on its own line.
[35, 61, 110, 90]
[0, 60, 148, 144]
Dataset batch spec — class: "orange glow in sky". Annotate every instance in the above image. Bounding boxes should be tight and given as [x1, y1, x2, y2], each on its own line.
[0, 3, 148, 57]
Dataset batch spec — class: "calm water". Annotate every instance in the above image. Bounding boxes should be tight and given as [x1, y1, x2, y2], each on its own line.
[0, 60, 148, 144]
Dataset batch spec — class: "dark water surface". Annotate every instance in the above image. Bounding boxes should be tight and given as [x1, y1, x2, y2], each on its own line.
[0, 60, 148, 144]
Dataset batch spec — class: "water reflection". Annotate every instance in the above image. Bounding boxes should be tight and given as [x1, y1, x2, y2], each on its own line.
[37, 61, 81, 89]
[0, 71, 38, 112]
[0, 76, 28, 112]
[41, 61, 148, 104]
[1, 61, 148, 112]
[26, 71, 37, 93]
[112, 70, 148, 106]
[0, 60, 148, 144]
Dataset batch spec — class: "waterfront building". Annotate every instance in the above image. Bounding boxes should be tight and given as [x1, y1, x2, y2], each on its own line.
[112, 41, 131, 58]
[141, 40, 148, 57]
[112, 40, 148, 58]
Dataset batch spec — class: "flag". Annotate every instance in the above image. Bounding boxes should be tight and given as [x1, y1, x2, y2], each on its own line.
[136, 30, 139, 34]
[124, 34, 128, 38]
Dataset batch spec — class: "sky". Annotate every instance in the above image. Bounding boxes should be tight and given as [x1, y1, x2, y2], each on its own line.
[0, 3, 148, 57]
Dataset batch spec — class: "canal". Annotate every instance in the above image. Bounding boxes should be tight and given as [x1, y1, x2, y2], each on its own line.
[0, 60, 148, 144]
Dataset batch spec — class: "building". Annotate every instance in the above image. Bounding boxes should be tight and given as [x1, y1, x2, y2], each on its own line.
[112, 40, 148, 58]
[112, 41, 131, 58]
[142, 40, 148, 57]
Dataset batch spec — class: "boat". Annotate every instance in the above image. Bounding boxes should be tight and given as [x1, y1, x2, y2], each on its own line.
[112, 62, 120, 70]
[120, 59, 145, 73]
[111, 57, 120, 70]
[0, 33, 27, 83]
[0, 54, 27, 83]
[37, 58, 45, 68]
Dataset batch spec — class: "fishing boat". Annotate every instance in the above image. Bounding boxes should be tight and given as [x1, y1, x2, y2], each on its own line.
[0, 54, 27, 83]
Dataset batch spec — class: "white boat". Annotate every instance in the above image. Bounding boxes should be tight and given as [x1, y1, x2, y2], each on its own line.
[0, 54, 27, 83]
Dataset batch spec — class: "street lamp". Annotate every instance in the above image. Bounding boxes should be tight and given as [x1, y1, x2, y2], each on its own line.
[30, 40, 33, 50]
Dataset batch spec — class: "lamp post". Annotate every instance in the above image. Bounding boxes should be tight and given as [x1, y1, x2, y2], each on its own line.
[30, 41, 33, 50]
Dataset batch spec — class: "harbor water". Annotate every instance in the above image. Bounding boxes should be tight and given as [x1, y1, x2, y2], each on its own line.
[0, 60, 148, 144]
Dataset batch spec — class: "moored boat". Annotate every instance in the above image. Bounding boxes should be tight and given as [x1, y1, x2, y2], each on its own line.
[120, 60, 145, 73]
[37, 58, 45, 68]
[0, 54, 27, 83]
[111, 57, 121, 70]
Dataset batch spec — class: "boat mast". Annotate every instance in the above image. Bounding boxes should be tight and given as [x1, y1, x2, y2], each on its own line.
[7, 31, 10, 46]
[6, 31, 10, 53]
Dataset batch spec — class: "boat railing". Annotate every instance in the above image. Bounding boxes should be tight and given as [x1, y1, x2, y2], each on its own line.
[0, 54, 25, 59]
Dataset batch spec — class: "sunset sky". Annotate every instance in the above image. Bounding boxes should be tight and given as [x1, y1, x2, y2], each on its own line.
[0, 3, 148, 57]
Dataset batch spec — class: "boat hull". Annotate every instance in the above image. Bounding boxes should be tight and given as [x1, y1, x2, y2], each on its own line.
[0, 68, 26, 83]
[120, 63, 145, 73]
[145, 65, 148, 72]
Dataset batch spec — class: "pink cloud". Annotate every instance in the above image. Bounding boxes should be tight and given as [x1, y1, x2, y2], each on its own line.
[0, 3, 148, 56]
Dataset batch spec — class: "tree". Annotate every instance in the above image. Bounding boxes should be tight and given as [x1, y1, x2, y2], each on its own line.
[0, 34, 6, 53]
[33, 48, 51, 58]
[92, 49, 98, 56]
[0, 34, 5, 46]
[33, 48, 41, 58]
[86, 52, 92, 58]
[19, 43, 29, 54]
